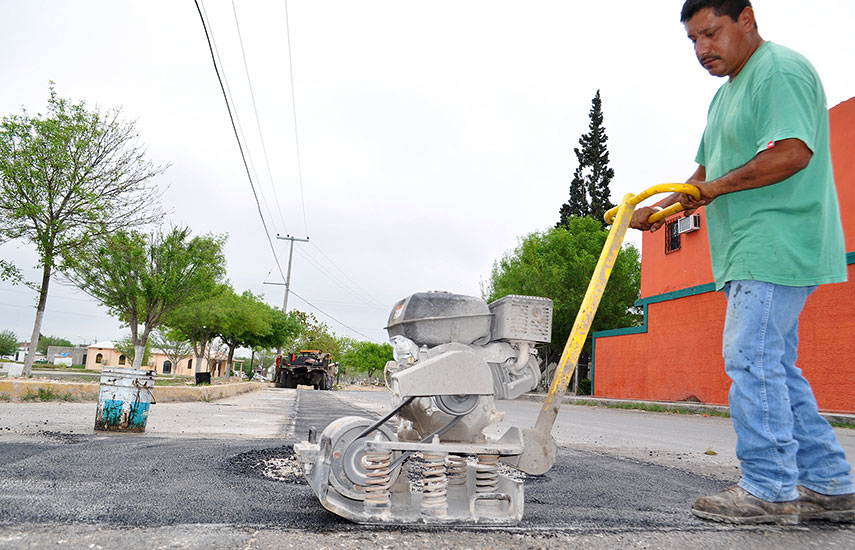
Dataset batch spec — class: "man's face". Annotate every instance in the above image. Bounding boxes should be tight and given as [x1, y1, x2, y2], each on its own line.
[685, 7, 753, 79]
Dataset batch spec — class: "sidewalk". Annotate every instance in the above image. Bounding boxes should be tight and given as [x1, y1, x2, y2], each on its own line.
[0, 377, 267, 402]
[518, 392, 855, 426]
[0, 387, 295, 440]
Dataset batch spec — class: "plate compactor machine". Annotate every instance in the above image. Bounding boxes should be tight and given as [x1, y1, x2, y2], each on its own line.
[295, 183, 701, 525]
[296, 292, 553, 525]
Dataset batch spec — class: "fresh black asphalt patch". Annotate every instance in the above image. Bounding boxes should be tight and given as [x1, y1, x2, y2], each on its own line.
[0, 389, 832, 535]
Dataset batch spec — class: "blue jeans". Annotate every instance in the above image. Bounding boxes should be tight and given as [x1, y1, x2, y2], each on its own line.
[723, 280, 854, 502]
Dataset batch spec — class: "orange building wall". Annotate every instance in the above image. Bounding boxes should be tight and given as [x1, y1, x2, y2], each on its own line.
[594, 97, 855, 413]
[595, 264, 855, 412]
[830, 97, 855, 250]
[595, 292, 729, 404]
[640, 211, 714, 297]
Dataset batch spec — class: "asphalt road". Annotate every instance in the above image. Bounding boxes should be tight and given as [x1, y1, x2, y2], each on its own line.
[0, 388, 853, 549]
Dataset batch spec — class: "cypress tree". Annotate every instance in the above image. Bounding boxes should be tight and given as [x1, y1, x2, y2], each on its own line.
[557, 90, 615, 229]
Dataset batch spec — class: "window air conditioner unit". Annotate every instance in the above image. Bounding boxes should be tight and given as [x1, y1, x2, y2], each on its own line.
[676, 214, 701, 234]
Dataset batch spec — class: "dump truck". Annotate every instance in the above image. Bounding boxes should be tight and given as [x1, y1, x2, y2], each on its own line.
[274, 350, 337, 390]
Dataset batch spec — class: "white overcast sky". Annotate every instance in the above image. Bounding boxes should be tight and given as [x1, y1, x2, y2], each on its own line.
[1, 0, 853, 347]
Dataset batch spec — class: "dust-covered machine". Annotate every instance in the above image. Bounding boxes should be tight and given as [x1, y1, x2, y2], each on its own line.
[295, 291, 554, 524]
[294, 183, 702, 525]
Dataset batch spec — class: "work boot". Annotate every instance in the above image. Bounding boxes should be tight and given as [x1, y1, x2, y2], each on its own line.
[797, 486, 855, 523]
[692, 485, 799, 525]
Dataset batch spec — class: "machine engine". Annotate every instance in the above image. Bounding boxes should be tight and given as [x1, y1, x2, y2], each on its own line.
[295, 291, 553, 525]
[386, 292, 549, 444]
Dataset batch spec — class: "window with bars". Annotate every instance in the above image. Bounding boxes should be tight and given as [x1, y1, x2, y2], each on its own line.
[665, 219, 681, 253]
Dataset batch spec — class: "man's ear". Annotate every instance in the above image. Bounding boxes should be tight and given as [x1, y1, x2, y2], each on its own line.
[739, 6, 757, 32]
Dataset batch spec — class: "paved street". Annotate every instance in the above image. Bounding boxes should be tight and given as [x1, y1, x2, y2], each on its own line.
[0, 387, 853, 549]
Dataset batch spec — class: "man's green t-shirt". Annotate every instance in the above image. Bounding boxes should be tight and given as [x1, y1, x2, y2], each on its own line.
[696, 41, 847, 291]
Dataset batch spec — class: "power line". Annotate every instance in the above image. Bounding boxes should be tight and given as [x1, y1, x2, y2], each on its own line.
[196, 2, 377, 344]
[309, 242, 385, 307]
[0, 301, 120, 321]
[262, 242, 383, 341]
[283, 0, 310, 237]
[198, 0, 282, 239]
[286, 288, 380, 343]
[193, 0, 288, 282]
[263, 243, 381, 309]
[295, 247, 380, 308]
[230, 0, 291, 236]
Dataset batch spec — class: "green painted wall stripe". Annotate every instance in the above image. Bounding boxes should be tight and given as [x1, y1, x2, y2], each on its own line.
[633, 282, 717, 307]
[590, 250, 855, 394]
[592, 324, 647, 339]
[592, 303, 649, 340]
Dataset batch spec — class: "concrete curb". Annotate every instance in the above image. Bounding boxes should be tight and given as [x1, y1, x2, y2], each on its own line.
[518, 393, 855, 426]
[153, 381, 267, 402]
[0, 379, 267, 403]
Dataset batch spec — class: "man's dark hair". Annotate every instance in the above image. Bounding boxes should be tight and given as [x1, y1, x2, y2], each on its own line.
[680, 0, 751, 23]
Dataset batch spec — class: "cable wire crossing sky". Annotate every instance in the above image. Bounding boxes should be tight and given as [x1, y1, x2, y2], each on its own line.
[0, 0, 853, 347]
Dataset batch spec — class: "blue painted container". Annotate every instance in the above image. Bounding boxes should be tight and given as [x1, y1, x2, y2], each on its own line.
[94, 367, 156, 433]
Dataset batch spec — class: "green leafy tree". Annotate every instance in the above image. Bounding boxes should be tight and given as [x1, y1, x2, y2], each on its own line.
[483, 217, 641, 377]
[334, 336, 357, 382]
[166, 285, 235, 374]
[64, 227, 226, 370]
[36, 334, 73, 355]
[216, 290, 269, 379]
[557, 90, 615, 229]
[247, 306, 302, 362]
[227, 306, 300, 381]
[150, 327, 192, 377]
[0, 259, 26, 287]
[0, 84, 167, 376]
[269, 309, 303, 351]
[291, 311, 342, 358]
[340, 340, 393, 380]
[0, 329, 17, 356]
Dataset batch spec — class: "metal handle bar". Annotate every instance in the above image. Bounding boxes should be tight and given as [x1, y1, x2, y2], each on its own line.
[603, 183, 701, 226]
[512, 182, 701, 475]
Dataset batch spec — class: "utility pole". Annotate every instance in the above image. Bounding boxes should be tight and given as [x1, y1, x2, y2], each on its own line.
[276, 235, 310, 314]
[272, 235, 309, 358]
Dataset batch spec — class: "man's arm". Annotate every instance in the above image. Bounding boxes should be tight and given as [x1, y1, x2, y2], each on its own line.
[631, 138, 812, 233]
[631, 165, 706, 232]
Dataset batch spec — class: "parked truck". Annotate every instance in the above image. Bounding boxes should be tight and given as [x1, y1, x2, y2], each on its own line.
[274, 350, 337, 390]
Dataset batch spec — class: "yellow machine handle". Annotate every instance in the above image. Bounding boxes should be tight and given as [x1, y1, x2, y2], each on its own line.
[603, 183, 701, 226]
[513, 183, 701, 475]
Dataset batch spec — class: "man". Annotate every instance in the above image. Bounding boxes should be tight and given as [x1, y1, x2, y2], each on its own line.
[631, 0, 855, 525]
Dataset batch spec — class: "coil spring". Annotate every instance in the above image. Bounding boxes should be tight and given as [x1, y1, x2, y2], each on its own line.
[446, 454, 467, 486]
[475, 454, 499, 493]
[363, 448, 392, 508]
[421, 452, 448, 514]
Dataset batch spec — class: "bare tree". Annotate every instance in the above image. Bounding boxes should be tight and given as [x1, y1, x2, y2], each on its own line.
[150, 328, 192, 378]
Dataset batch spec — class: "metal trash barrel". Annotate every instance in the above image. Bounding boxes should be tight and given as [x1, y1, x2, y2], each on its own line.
[94, 367, 156, 433]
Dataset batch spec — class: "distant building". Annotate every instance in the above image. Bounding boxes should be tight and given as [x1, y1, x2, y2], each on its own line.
[12, 343, 44, 363]
[84, 341, 239, 377]
[46, 346, 87, 366]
